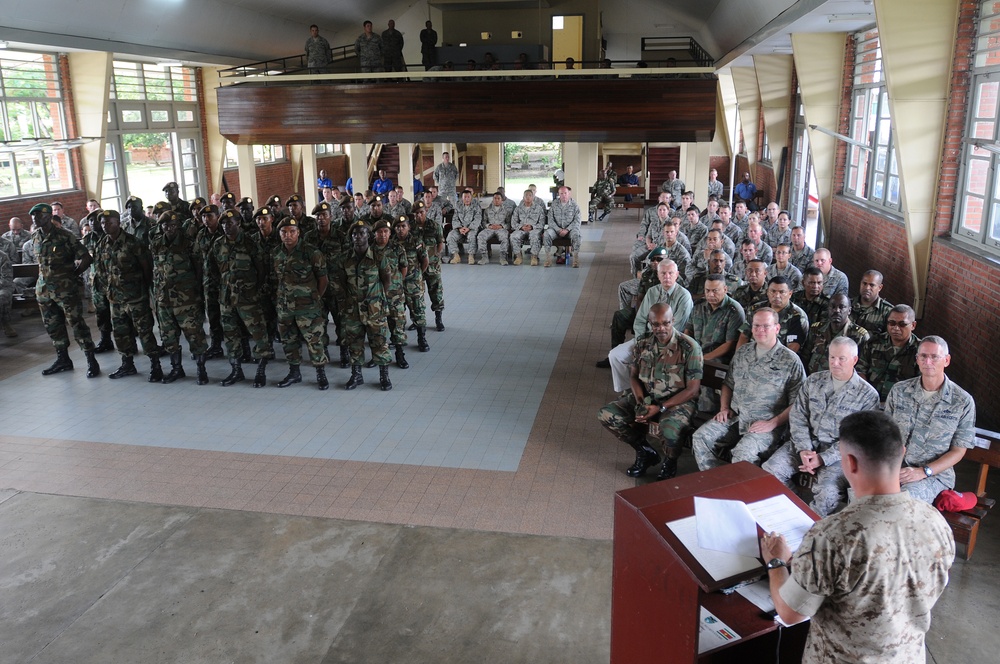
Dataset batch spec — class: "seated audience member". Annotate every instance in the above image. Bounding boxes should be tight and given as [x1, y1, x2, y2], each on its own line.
[598, 303, 703, 480]
[476, 192, 511, 265]
[762, 337, 880, 516]
[446, 190, 482, 264]
[0, 250, 16, 337]
[765, 211, 793, 249]
[884, 336, 976, 503]
[789, 225, 815, 274]
[760, 410, 954, 663]
[736, 276, 809, 354]
[761, 202, 781, 232]
[743, 219, 774, 265]
[544, 186, 583, 268]
[792, 267, 829, 328]
[801, 293, 870, 374]
[659, 169, 685, 204]
[588, 167, 616, 223]
[699, 198, 721, 226]
[813, 248, 849, 298]
[686, 229, 733, 296]
[734, 172, 757, 210]
[606, 260, 693, 392]
[3, 217, 32, 255]
[618, 165, 640, 202]
[684, 273, 746, 411]
[679, 206, 707, 248]
[766, 243, 802, 292]
[731, 238, 758, 280]
[630, 202, 673, 274]
[851, 269, 893, 336]
[716, 203, 742, 246]
[857, 304, 920, 403]
[732, 258, 768, 314]
[615, 247, 667, 318]
[509, 189, 546, 265]
[706, 168, 724, 200]
[692, 307, 805, 470]
[695, 219, 736, 258]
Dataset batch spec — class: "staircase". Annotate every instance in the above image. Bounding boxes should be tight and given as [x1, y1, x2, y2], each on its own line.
[646, 146, 680, 193]
[376, 144, 400, 180]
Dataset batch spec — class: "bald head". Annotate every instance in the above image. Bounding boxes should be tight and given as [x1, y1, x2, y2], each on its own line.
[8, 217, 23, 231]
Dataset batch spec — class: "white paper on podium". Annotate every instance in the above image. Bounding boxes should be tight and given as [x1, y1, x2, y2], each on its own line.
[694, 496, 761, 559]
[698, 606, 741, 654]
[666, 515, 762, 582]
[747, 494, 816, 553]
[735, 579, 776, 613]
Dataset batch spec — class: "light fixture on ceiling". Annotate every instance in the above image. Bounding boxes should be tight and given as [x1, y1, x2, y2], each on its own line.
[827, 14, 874, 23]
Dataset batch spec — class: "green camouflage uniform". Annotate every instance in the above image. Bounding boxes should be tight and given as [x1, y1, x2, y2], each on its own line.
[83, 226, 113, 342]
[732, 283, 767, 316]
[274, 239, 328, 367]
[857, 332, 921, 402]
[413, 217, 445, 312]
[254, 231, 282, 342]
[685, 295, 746, 358]
[93, 232, 159, 357]
[337, 247, 391, 365]
[303, 227, 345, 350]
[397, 233, 428, 327]
[791, 291, 830, 328]
[213, 231, 274, 361]
[588, 175, 616, 220]
[35, 225, 96, 351]
[194, 225, 225, 346]
[598, 329, 703, 454]
[802, 319, 870, 374]
[851, 296, 894, 336]
[372, 239, 408, 345]
[150, 225, 207, 355]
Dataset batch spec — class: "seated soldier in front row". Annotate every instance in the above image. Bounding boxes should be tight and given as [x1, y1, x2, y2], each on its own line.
[598, 303, 703, 481]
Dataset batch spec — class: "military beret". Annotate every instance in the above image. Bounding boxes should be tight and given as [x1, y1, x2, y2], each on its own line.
[84, 209, 103, 224]
[29, 203, 52, 216]
[159, 212, 182, 225]
[253, 206, 273, 219]
[412, 201, 426, 212]
[312, 202, 331, 215]
[392, 215, 410, 227]
[221, 210, 237, 220]
[100, 209, 121, 221]
[126, 195, 144, 206]
[220, 192, 236, 202]
[268, 194, 282, 206]
[372, 219, 390, 232]
[153, 201, 171, 215]
[285, 194, 302, 206]
[239, 196, 254, 208]
[276, 217, 300, 231]
[647, 247, 667, 261]
[200, 204, 220, 216]
[190, 196, 207, 208]
[372, 195, 384, 204]
[349, 220, 371, 233]
[162, 181, 179, 191]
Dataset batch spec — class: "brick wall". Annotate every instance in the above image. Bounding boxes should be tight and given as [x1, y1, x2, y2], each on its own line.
[0, 192, 89, 234]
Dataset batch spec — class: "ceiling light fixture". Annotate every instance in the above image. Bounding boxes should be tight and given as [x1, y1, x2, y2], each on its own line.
[827, 14, 874, 23]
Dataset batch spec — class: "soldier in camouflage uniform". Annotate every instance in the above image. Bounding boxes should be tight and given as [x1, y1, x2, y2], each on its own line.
[476, 192, 511, 265]
[588, 168, 616, 223]
[544, 186, 582, 268]
[857, 304, 920, 403]
[762, 337, 880, 516]
[285, 194, 317, 235]
[393, 215, 430, 352]
[679, 207, 708, 250]
[410, 201, 446, 331]
[254, 206, 282, 344]
[766, 244, 802, 292]
[150, 211, 209, 385]
[304, 202, 348, 367]
[371, 219, 410, 369]
[801, 294, 870, 375]
[765, 211, 793, 249]
[163, 181, 191, 219]
[93, 209, 162, 381]
[792, 267, 829, 328]
[851, 269, 893, 336]
[30, 203, 100, 376]
[686, 230, 733, 298]
[737, 277, 809, 354]
[509, 189, 545, 266]
[692, 307, 806, 470]
[684, 274, 746, 411]
[213, 210, 275, 388]
[273, 217, 329, 390]
[384, 189, 407, 220]
[732, 259, 769, 315]
[789, 226, 815, 275]
[194, 205, 225, 358]
[122, 196, 153, 249]
[598, 304, 703, 480]
[337, 221, 393, 390]
[433, 152, 459, 204]
[447, 190, 482, 264]
[630, 203, 674, 275]
[885, 336, 977, 503]
[81, 209, 115, 353]
[354, 20, 384, 73]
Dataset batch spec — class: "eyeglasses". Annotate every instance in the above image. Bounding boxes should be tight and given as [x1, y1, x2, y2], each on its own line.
[917, 353, 945, 362]
[886, 320, 912, 328]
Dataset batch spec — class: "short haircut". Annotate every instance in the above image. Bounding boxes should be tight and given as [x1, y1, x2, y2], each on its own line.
[829, 335, 859, 357]
[889, 303, 915, 321]
[920, 335, 950, 356]
[839, 410, 904, 467]
[705, 274, 726, 286]
[718, 202, 730, 211]
[682, 190, 694, 197]
[686, 205, 700, 214]
[802, 266, 823, 278]
[767, 276, 791, 289]
[753, 307, 779, 326]
[310, 24, 318, 29]
[741, 238, 755, 247]
[775, 243, 791, 251]
[363, 20, 373, 27]
[863, 269, 884, 281]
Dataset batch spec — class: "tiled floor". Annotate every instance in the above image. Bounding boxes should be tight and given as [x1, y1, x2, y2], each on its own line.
[0, 217, 638, 539]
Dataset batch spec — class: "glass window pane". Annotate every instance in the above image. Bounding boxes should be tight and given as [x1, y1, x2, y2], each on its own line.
[176, 110, 194, 122]
[962, 194, 984, 233]
[16, 152, 45, 194]
[150, 110, 169, 122]
[988, 203, 1000, 240]
[122, 109, 142, 123]
[974, 120, 995, 140]
[7, 101, 36, 140]
[887, 176, 899, 206]
[0, 154, 16, 197]
[103, 160, 118, 178]
[45, 150, 72, 191]
[967, 157, 990, 196]
[873, 172, 885, 200]
[876, 146, 888, 172]
[977, 80, 1000, 118]
[182, 153, 195, 169]
[181, 138, 196, 152]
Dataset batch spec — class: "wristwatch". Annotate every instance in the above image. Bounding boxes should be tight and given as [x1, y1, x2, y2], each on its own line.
[923, 465, 934, 477]
[766, 558, 787, 570]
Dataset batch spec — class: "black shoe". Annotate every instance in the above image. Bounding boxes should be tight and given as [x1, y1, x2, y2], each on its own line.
[345, 364, 364, 390]
[435, 310, 445, 332]
[220, 359, 244, 386]
[205, 341, 224, 360]
[148, 356, 164, 383]
[94, 334, 115, 354]
[85, 349, 100, 378]
[253, 358, 268, 388]
[108, 356, 137, 380]
[407, 322, 417, 331]
[162, 351, 184, 383]
[195, 354, 209, 385]
[42, 348, 74, 376]
[626, 445, 661, 478]
[656, 456, 678, 481]
[240, 338, 256, 364]
[395, 347, 409, 369]
[316, 366, 329, 391]
[276, 364, 302, 388]
[365, 357, 377, 368]
[595, 357, 611, 368]
[339, 345, 350, 369]
[379, 365, 392, 391]
[417, 326, 430, 352]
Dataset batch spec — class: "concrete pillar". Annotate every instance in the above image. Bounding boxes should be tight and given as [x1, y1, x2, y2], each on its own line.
[732, 67, 761, 178]
[792, 32, 848, 242]
[289, 145, 303, 195]
[200, 67, 227, 197]
[346, 143, 366, 194]
[67, 52, 112, 202]
[754, 54, 795, 205]
[875, 0, 959, 316]
[717, 71, 740, 206]
[563, 142, 598, 212]
[483, 142, 502, 194]
[300, 145, 318, 210]
[236, 144, 258, 205]
[398, 142, 415, 199]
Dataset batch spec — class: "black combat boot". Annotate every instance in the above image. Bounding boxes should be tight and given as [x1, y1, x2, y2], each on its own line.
[395, 346, 409, 369]
[339, 345, 350, 369]
[205, 336, 224, 360]
[276, 364, 302, 388]
[240, 338, 257, 364]
[407, 322, 417, 331]
[656, 447, 682, 481]
[85, 349, 100, 378]
[108, 355, 137, 379]
[253, 358, 268, 388]
[365, 356, 377, 368]
[195, 354, 209, 385]
[316, 366, 329, 391]
[42, 348, 73, 375]
[345, 364, 364, 390]
[417, 326, 430, 352]
[625, 441, 662, 478]
[220, 358, 244, 386]
[435, 310, 445, 332]
[148, 355, 164, 383]
[379, 365, 392, 391]
[162, 351, 185, 383]
[94, 330, 114, 353]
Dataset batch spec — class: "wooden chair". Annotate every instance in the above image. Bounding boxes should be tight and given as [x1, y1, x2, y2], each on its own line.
[942, 427, 1000, 560]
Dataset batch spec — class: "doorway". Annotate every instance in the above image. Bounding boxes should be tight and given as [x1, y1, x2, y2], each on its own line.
[552, 15, 583, 69]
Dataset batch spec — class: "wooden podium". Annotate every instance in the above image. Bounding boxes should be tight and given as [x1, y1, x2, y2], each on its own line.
[611, 462, 817, 663]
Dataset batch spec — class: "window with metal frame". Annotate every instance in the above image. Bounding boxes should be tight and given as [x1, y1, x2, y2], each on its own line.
[224, 141, 286, 168]
[954, 1, 1000, 253]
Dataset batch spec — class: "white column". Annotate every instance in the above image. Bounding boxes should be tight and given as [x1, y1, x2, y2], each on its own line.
[346, 143, 367, 194]
[236, 144, 258, 205]
[398, 143, 415, 199]
[300, 145, 318, 210]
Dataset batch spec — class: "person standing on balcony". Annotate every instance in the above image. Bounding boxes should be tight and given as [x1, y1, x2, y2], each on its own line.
[355, 20, 384, 74]
[420, 20, 438, 70]
[305, 24, 332, 74]
[382, 20, 405, 72]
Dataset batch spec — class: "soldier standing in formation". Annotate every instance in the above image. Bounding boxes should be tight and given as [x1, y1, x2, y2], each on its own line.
[371, 219, 410, 369]
[195, 205, 225, 358]
[393, 215, 431, 352]
[410, 201, 446, 331]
